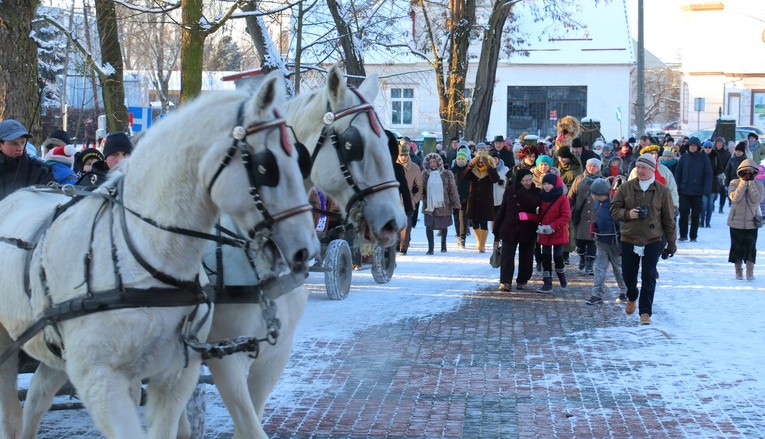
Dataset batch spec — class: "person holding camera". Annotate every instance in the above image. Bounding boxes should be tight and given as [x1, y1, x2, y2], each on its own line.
[727, 159, 763, 281]
[610, 153, 677, 325]
[463, 148, 500, 252]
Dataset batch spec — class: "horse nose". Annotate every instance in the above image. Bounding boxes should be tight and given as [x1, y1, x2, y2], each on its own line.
[382, 218, 401, 235]
[290, 247, 312, 272]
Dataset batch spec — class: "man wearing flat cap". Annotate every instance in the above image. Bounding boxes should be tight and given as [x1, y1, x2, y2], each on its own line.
[0, 119, 54, 201]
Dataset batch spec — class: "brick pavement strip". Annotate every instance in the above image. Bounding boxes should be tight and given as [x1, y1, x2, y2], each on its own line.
[258, 274, 763, 439]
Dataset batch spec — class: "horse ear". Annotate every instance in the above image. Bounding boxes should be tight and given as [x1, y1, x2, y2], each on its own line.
[253, 70, 286, 114]
[357, 72, 380, 102]
[326, 64, 346, 107]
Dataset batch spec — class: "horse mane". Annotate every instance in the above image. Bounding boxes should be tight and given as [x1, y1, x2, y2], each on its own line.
[123, 90, 251, 227]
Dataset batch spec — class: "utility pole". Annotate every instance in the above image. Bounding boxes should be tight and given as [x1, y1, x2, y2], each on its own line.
[635, 0, 645, 138]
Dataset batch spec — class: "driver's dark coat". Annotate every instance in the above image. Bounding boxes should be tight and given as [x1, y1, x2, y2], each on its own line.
[0, 152, 55, 201]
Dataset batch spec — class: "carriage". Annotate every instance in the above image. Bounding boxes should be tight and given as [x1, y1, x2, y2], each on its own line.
[308, 188, 397, 299]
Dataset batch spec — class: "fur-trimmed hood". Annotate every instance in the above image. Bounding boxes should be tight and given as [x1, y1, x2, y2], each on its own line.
[424, 152, 445, 173]
[737, 158, 759, 177]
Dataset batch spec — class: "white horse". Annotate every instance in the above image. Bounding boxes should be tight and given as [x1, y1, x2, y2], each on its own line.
[0, 71, 320, 439]
[196, 65, 407, 438]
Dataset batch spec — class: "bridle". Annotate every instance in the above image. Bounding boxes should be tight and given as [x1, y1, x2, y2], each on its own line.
[307, 86, 399, 223]
[207, 105, 312, 245]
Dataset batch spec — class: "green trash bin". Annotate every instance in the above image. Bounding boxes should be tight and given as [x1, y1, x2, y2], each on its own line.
[714, 116, 736, 144]
[422, 135, 437, 156]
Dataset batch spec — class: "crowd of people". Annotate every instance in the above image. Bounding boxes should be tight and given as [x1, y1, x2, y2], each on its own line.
[394, 130, 764, 326]
[1, 117, 763, 327]
[0, 120, 134, 203]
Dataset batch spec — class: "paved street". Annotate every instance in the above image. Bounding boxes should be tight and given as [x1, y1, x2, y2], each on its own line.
[34, 220, 765, 438]
[248, 223, 765, 438]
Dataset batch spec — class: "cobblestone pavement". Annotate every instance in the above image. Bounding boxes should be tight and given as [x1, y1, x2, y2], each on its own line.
[240, 271, 764, 439]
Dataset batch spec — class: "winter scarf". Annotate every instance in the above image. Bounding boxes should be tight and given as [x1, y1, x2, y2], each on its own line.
[425, 169, 445, 212]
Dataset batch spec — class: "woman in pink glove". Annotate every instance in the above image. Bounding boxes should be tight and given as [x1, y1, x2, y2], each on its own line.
[492, 168, 541, 291]
[536, 173, 572, 293]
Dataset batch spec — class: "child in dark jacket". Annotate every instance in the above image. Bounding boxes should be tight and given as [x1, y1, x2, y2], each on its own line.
[586, 178, 627, 304]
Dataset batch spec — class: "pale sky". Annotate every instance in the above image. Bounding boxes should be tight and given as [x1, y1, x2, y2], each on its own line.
[626, 0, 684, 63]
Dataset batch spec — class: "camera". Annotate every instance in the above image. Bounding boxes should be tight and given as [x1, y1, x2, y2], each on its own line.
[637, 206, 649, 220]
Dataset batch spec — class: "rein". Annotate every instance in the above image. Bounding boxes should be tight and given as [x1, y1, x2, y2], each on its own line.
[307, 86, 399, 219]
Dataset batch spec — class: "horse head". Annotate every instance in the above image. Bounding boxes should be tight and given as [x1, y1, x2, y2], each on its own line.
[200, 71, 320, 276]
[287, 65, 406, 248]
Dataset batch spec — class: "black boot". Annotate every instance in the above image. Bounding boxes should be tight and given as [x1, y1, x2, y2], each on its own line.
[584, 257, 595, 275]
[537, 272, 553, 293]
[556, 268, 568, 288]
[563, 252, 570, 265]
[426, 228, 434, 255]
[578, 253, 586, 272]
[440, 229, 448, 252]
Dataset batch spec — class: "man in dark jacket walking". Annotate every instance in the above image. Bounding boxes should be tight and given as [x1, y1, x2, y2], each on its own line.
[674, 136, 712, 242]
[0, 119, 54, 201]
[713, 136, 731, 213]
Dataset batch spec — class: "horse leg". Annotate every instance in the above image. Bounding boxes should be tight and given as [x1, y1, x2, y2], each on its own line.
[207, 356, 268, 439]
[144, 358, 202, 439]
[247, 332, 295, 420]
[67, 365, 145, 439]
[21, 363, 68, 439]
[0, 325, 22, 439]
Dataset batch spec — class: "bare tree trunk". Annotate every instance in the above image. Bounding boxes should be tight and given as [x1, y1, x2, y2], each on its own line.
[0, 0, 41, 138]
[95, 0, 129, 133]
[464, 1, 514, 141]
[180, 0, 205, 105]
[444, 0, 475, 141]
[83, 0, 102, 116]
[326, 0, 366, 87]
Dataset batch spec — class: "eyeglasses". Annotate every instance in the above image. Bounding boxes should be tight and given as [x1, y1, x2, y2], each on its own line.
[703, 146, 712, 149]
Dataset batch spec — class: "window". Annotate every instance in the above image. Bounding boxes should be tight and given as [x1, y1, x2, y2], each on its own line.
[391, 88, 413, 125]
[506, 86, 587, 138]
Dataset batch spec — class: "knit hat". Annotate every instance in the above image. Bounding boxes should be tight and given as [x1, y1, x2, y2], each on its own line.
[398, 142, 410, 155]
[602, 144, 613, 152]
[493, 135, 504, 143]
[535, 154, 553, 167]
[701, 140, 714, 149]
[635, 153, 656, 172]
[77, 147, 104, 166]
[542, 173, 558, 186]
[456, 148, 469, 161]
[475, 142, 488, 151]
[103, 132, 133, 158]
[586, 158, 602, 169]
[571, 138, 583, 149]
[48, 129, 71, 145]
[44, 144, 77, 165]
[640, 144, 660, 155]
[589, 178, 611, 196]
[662, 149, 674, 157]
[748, 132, 759, 141]
[557, 146, 574, 159]
[735, 142, 747, 153]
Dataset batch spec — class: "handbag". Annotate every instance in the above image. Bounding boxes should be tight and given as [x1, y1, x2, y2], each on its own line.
[746, 190, 763, 228]
[489, 242, 501, 268]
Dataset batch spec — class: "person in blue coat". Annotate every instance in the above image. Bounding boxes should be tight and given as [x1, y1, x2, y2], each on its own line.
[674, 136, 712, 242]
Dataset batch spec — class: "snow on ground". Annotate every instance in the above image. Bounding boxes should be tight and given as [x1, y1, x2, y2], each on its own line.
[30, 214, 765, 437]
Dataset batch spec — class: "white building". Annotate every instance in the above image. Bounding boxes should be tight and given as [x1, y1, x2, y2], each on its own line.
[365, 0, 635, 142]
[677, 0, 765, 133]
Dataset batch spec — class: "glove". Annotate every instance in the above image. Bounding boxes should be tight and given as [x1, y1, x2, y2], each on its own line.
[661, 241, 677, 259]
[518, 212, 529, 221]
[411, 183, 419, 194]
[544, 225, 554, 235]
[537, 225, 553, 235]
